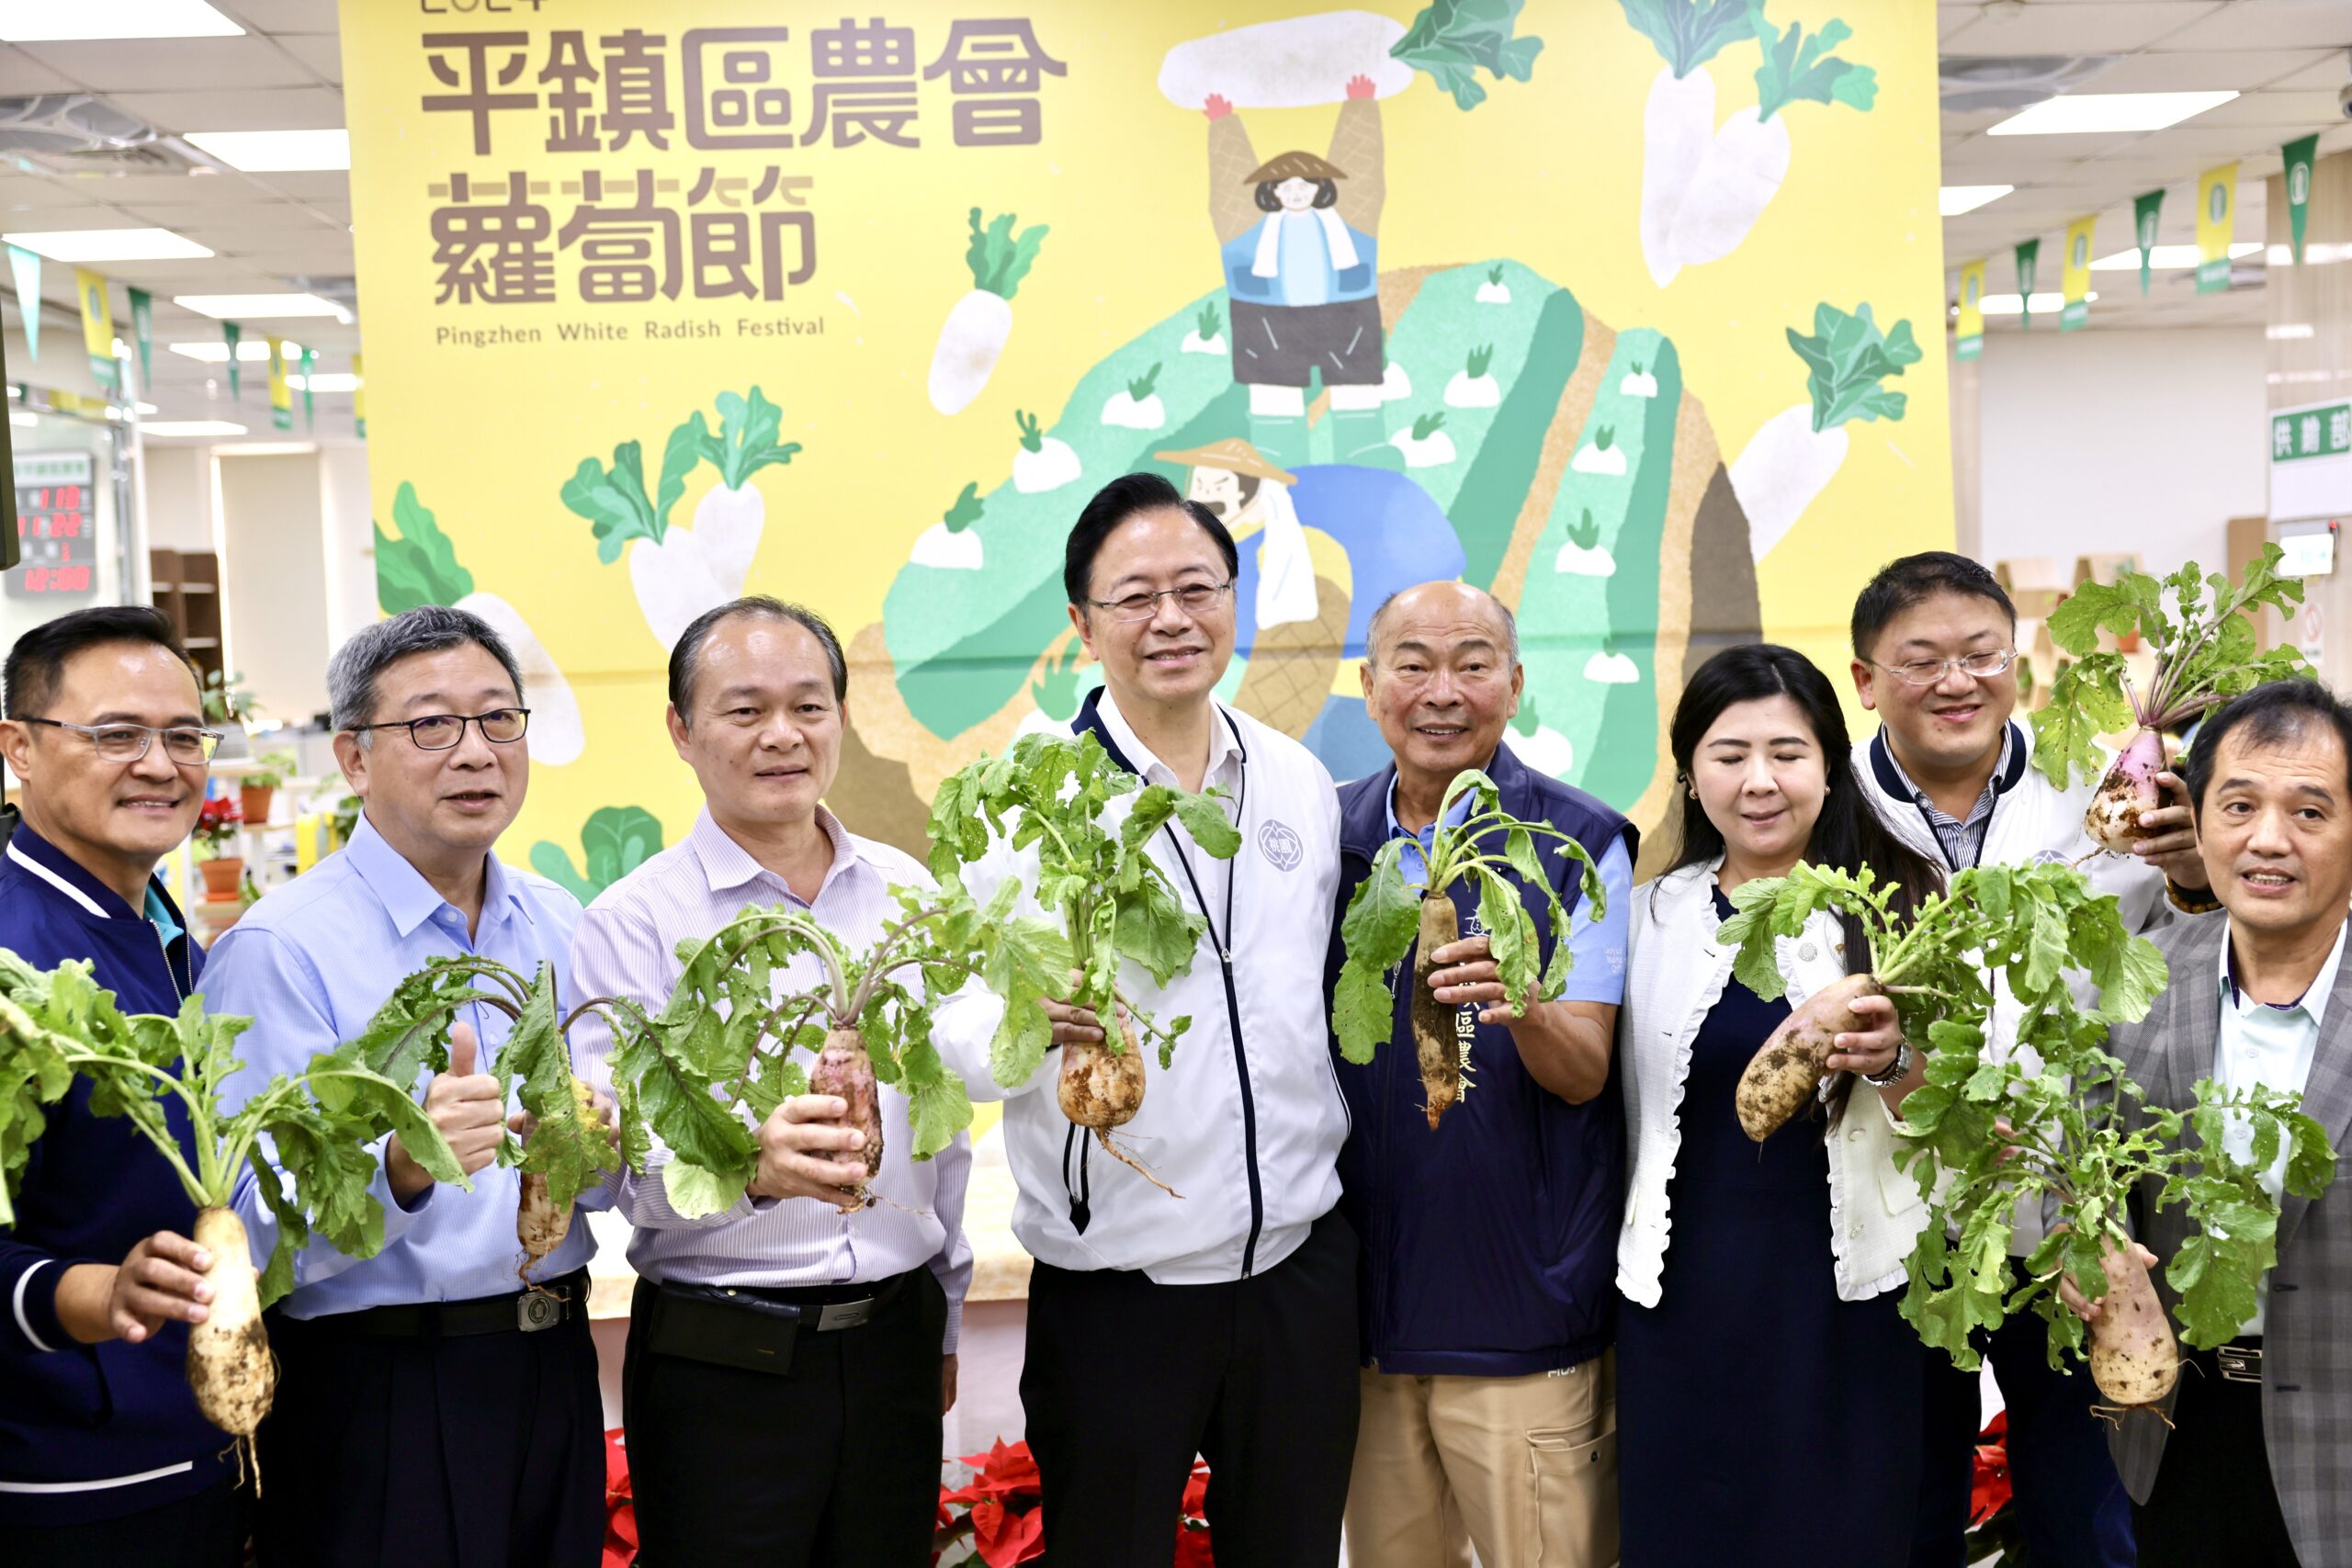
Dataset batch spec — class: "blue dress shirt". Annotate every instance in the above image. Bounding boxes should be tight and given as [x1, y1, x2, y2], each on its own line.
[203, 815, 600, 1317]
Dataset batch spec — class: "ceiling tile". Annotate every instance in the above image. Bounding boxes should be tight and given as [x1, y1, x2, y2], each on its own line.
[216, 0, 343, 32]
[20, 37, 313, 92]
[2160, 3, 2352, 51]
[38, 171, 217, 203]
[2185, 88, 2352, 127]
[2085, 49, 2334, 92]
[274, 34, 339, 83]
[0, 176, 93, 210]
[243, 171, 347, 202]
[2265, 52, 2352, 91]
[0, 46, 76, 94]
[134, 203, 342, 232]
[105, 86, 344, 134]
[1939, 4, 2221, 55]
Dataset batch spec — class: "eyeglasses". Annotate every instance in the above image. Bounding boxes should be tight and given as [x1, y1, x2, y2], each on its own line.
[1872, 649, 2018, 687]
[1087, 581, 1234, 623]
[19, 717, 222, 764]
[348, 707, 530, 750]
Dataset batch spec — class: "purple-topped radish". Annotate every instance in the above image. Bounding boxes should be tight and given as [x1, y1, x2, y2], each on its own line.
[2030, 546, 2310, 849]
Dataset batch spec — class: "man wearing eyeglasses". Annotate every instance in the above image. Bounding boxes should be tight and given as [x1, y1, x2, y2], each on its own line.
[0, 606, 247, 1565]
[201, 605, 610, 1568]
[1847, 553, 2211, 1568]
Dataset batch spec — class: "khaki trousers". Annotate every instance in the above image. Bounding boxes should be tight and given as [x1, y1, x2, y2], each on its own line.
[1344, 1355, 1618, 1568]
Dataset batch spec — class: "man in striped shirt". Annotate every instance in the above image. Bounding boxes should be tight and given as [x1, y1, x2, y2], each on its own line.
[569, 595, 971, 1568]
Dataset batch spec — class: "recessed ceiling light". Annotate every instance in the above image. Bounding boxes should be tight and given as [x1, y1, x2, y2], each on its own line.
[0, 0, 241, 40]
[1986, 91, 2236, 136]
[2089, 243, 2263, 271]
[1939, 185, 2014, 217]
[169, 340, 301, 363]
[141, 420, 248, 437]
[288, 372, 359, 392]
[1978, 291, 2098, 316]
[171, 293, 342, 319]
[2269, 323, 2316, 341]
[184, 130, 350, 173]
[8, 410, 35, 428]
[136, 401, 158, 414]
[2, 228, 212, 263]
[218, 442, 317, 456]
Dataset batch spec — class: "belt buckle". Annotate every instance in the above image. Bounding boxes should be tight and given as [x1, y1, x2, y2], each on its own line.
[517, 1291, 563, 1334]
[815, 1298, 874, 1331]
[2217, 1344, 2263, 1384]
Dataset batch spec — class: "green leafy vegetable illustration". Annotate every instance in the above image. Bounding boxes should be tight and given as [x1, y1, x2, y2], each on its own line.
[374, 481, 473, 613]
[530, 806, 666, 904]
[966, 208, 1049, 300]
[1594, 424, 1616, 451]
[694, 387, 801, 491]
[1465, 344, 1495, 378]
[1567, 508, 1600, 550]
[943, 482, 984, 535]
[1787, 301, 1919, 433]
[1410, 411, 1447, 441]
[1393, 0, 1545, 111]
[1616, 0, 1752, 79]
[1015, 409, 1045, 453]
[1750, 4, 1876, 121]
[1193, 300, 1223, 340]
[1028, 640, 1088, 723]
[1126, 363, 1163, 402]
[561, 439, 664, 559]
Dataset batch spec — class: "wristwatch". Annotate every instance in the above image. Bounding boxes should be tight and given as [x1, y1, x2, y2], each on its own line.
[1862, 1040, 1913, 1087]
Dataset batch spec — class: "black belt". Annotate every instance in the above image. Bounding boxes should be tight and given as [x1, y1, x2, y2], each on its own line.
[288, 1269, 588, 1339]
[657, 1268, 910, 1332]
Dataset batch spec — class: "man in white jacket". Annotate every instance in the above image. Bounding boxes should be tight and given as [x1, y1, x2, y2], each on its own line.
[1848, 552, 2213, 1568]
[933, 472, 1356, 1567]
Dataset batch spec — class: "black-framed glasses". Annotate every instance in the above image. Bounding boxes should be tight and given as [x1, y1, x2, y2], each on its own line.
[349, 707, 531, 750]
[1871, 649, 2018, 687]
[20, 717, 221, 763]
[1087, 580, 1235, 623]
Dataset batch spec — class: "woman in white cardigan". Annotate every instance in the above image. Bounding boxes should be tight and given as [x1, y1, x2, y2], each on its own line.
[1616, 644, 1945, 1567]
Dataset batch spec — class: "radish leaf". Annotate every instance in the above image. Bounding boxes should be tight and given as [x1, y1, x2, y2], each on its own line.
[656, 412, 706, 529]
[561, 440, 662, 560]
[374, 481, 473, 613]
[1748, 4, 1875, 122]
[1617, 0, 1751, 79]
[966, 209, 1049, 300]
[1394, 0, 1545, 111]
[700, 388, 802, 491]
[1787, 301, 1918, 434]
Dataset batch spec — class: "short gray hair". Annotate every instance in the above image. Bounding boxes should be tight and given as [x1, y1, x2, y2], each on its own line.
[1363, 585, 1520, 668]
[330, 605, 526, 737]
[668, 595, 847, 721]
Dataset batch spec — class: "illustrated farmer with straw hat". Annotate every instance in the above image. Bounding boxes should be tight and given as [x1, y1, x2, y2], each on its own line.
[1203, 75, 1387, 466]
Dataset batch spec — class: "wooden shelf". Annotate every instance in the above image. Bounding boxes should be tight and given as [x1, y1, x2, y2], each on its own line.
[150, 547, 225, 688]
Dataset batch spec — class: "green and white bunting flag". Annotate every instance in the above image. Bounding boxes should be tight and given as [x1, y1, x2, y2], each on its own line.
[224, 321, 242, 399]
[2132, 189, 2164, 296]
[2061, 215, 2096, 331]
[2283, 134, 2318, 267]
[127, 287, 153, 389]
[299, 345, 316, 429]
[2196, 163, 2236, 294]
[2015, 238, 2040, 330]
[353, 352, 366, 439]
[6, 243, 39, 362]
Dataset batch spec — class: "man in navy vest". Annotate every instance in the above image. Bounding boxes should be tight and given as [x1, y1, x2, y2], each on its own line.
[0, 606, 240, 1565]
[1327, 581, 1634, 1566]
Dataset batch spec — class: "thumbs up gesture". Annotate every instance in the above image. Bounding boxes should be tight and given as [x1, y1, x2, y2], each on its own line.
[387, 1021, 509, 1202]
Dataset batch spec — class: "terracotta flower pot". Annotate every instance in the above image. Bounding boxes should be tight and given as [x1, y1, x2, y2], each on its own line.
[240, 784, 276, 825]
[198, 855, 244, 900]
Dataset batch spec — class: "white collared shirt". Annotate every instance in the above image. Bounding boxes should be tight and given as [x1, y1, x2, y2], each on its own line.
[2212, 914, 2346, 1334]
[567, 805, 973, 1349]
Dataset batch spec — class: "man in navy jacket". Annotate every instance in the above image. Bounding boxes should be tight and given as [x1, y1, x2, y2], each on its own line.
[0, 606, 239, 1565]
[1327, 582, 1634, 1568]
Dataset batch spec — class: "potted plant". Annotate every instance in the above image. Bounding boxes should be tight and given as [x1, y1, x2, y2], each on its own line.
[240, 750, 295, 826]
[193, 795, 244, 900]
[200, 670, 257, 761]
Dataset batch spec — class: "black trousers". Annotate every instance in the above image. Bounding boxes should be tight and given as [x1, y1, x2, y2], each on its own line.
[14, 1480, 248, 1568]
[2134, 1341, 2301, 1568]
[622, 1269, 946, 1568]
[1023, 1209, 1360, 1568]
[253, 1296, 605, 1568]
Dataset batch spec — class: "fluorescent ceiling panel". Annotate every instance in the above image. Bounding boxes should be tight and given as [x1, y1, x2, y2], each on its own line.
[171, 293, 342, 319]
[141, 420, 247, 436]
[3, 228, 212, 263]
[184, 130, 351, 173]
[1986, 91, 2237, 136]
[1939, 185, 2013, 217]
[2089, 243, 2263, 271]
[1977, 291, 2097, 316]
[0, 1, 240, 40]
[169, 340, 301, 362]
[288, 372, 358, 392]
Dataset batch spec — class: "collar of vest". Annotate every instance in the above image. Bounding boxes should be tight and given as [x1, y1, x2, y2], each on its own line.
[1072, 685, 1249, 780]
[1870, 719, 2029, 807]
[6, 818, 147, 922]
[1339, 741, 1547, 861]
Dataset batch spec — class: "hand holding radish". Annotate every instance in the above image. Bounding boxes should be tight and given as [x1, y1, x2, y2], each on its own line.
[2127, 769, 2210, 890]
[1426, 935, 1532, 1024]
[55, 1233, 217, 1346]
[2058, 1238, 2160, 1324]
[510, 1084, 620, 1152]
[1822, 990, 1903, 1079]
[389, 1022, 504, 1201]
[1041, 993, 1111, 1047]
[750, 1094, 872, 1211]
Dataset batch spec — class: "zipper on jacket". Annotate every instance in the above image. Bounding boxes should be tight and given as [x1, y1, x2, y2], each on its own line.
[1159, 792, 1262, 1278]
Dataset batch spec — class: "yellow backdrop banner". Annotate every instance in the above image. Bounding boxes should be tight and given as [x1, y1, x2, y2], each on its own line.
[340, 0, 1952, 884]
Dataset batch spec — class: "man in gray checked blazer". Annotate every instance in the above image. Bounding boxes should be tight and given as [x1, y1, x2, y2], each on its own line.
[2091, 680, 2352, 1568]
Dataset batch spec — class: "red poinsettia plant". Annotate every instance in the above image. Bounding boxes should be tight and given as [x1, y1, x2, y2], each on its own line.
[192, 794, 242, 855]
[933, 1439, 1215, 1566]
[1962, 1411, 2024, 1568]
[602, 1428, 638, 1568]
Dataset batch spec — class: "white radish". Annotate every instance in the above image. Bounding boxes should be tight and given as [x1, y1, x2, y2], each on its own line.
[1102, 363, 1167, 431]
[1732, 406, 1848, 560]
[1503, 722, 1575, 778]
[910, 523, 985, 570]
[456, 592, 583, 766]
[1555, 540, 1615, 578]
[689, 481, 764, 592]
[1379, 361, 1413, 401]
[1640, 63, 1716, 287]
[186, 1207, 274, 1472]
[1444, 372, 1499, 409]
[1180, 329, 1227, 355]
[1585, 649, 1639, 684]
[627, 529, 737, 652]
[1011, 410, 1081, 493]
[929, 289, 1014, 416]
[1669, 107, 1792, 269]
[1390, 428, 1456, 468]
[2084, 729, 2168, 856]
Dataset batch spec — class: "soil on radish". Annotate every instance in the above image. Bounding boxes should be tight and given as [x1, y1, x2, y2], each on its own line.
[1412, 894, 1463, 1129]
[808, 1027, 884, 1180]
[1736, 974, 1883, 1142]
[2087, 1241, 2180, 1410]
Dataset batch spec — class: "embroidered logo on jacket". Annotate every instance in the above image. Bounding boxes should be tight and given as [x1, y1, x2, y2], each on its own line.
[1258, 819, 1303, 871]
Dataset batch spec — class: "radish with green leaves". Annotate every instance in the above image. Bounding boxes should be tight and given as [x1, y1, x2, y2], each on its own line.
[911, 482, 988, 571]
[1476, 264, 1511, 305]
[1182, 299, 1227, 355]
[930, 209, 1049, 415]
[1445, 344, 1498, 408]
[1554, 508, 1616, 578]
[1572, 423, 1626, 477]
[0, 950, 468, 1478]
[1390, 410, 1455, 468]
[1585, 638, 1639, 685]
[1502, 697, 1576, 778]
[1332, 769, 1603, 1126]
[2030, 547, 2312, 855]
[1732, 301, 1919, 559]
[926, 732, 1241, 1190]
[1380, 355, 1413, 401]
[1011, 410, 1081, 493]
[1101, 362, 1167, 430]
[1622, 0, 1875, 286]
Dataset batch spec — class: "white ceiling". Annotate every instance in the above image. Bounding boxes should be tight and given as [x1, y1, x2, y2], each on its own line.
[1940, 0, 2352, 333]
[0, 0, 2344, 436]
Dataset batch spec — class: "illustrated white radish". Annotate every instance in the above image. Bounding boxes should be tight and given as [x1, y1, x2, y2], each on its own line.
[1571, 423, 1627, 477]
[1553, 508, 1616, 577]
[456, 591, 583, 766]
[1444, 344, 1499, 409]
[911, 482, 987, 571]
[1619, 357, 1659, 399]
[2030, 546, 2314, 849]
[1503, 700, 1576, 777]
[1476, 264, 1512, 304]
[1011, 410, 1082, 494]
[1585, 642, 1639, 684]
[1390, 411, 1457, 468]
[1622, 1, 1875, 284]
[1101, 362, 1167, 430]
[1380, 357, 1413, 401]
[1731, 301, 1919, 559]
[930, 209, 1048, 415]
[1180, 300, 1227, 355]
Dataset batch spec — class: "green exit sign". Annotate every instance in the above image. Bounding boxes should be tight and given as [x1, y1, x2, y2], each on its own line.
[2274, 403, 2352, 463]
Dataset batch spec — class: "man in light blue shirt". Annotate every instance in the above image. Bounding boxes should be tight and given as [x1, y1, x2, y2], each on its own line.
[204, 606, 606, 1568]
